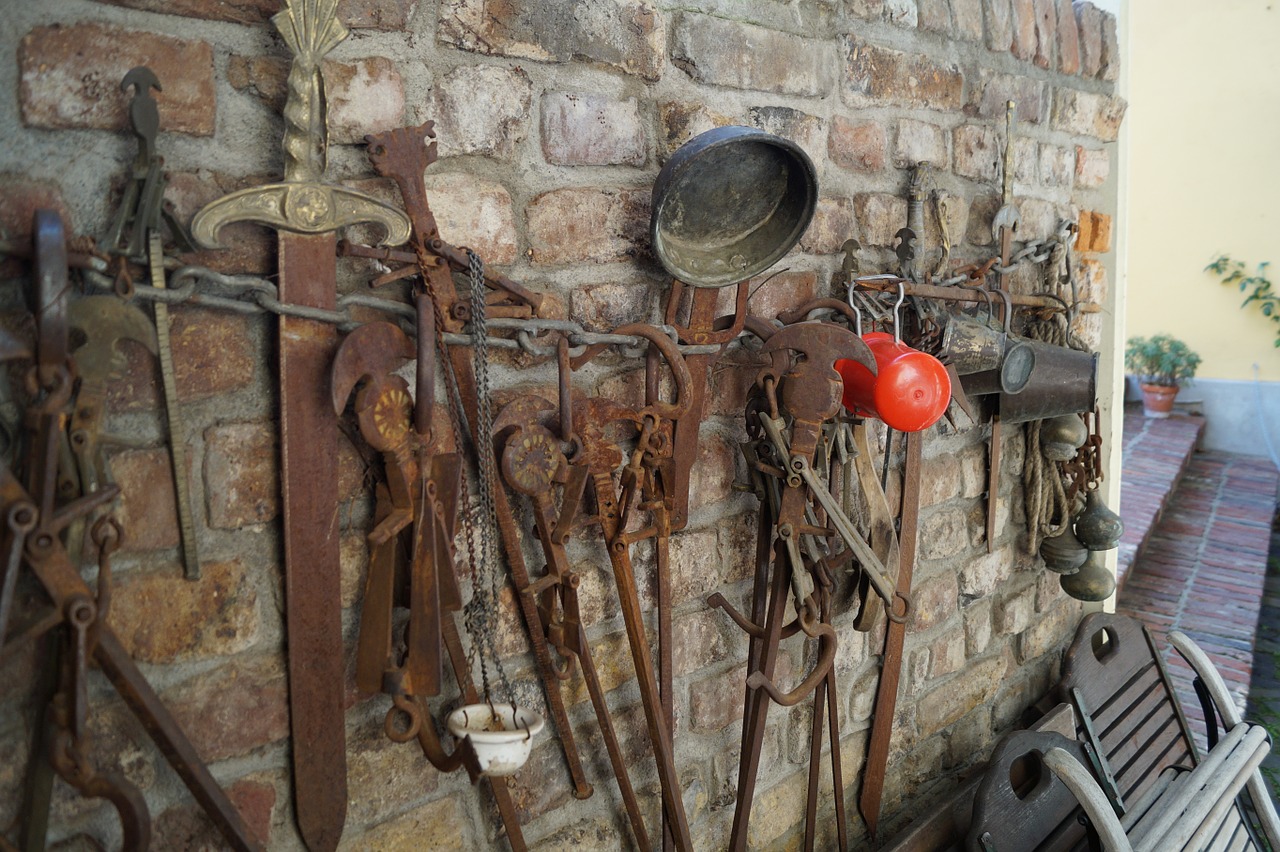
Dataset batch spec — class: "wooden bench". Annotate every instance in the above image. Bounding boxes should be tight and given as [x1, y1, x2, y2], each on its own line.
[886, 613, 1280, 851]
[962, 614, 1280, 851]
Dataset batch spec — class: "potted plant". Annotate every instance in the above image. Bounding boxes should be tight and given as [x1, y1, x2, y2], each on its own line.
[1124, 334, 1201, 418]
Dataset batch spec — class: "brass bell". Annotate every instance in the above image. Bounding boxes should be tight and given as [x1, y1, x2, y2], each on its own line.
[1059, 550, 1116, 601]
[1040, 414, 1088, 461]
[1074, 490, 1124, 551]
[1040, 525, 1088, 574]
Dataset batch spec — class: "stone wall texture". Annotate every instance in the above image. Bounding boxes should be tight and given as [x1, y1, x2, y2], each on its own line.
[0, 0, 1123, 848]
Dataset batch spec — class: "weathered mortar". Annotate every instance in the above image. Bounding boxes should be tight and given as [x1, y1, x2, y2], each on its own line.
[0, 0, 1122, 848]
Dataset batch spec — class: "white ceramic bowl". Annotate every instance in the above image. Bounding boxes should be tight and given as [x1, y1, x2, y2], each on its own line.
[446, 703, 545, 777]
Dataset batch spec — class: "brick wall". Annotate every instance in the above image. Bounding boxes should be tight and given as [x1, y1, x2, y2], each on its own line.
[0, 0, 1123, 848]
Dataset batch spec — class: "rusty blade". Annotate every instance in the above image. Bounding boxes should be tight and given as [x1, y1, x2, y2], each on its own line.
[858, 429, 922, 837]
[278, 231, 346, 852]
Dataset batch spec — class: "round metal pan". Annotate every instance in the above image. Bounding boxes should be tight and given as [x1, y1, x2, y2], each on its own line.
[651, 126, 818, 288]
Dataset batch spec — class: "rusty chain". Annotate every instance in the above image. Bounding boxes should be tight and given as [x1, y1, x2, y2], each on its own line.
[5, 235, 1062, 360]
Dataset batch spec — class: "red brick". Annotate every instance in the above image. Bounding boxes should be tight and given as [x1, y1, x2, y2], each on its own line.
[19, 23, 215, 135]
[972, 70, 1045, 124]
[952, 0, 986, 40]
[323, 57, 405, 145]
[422, 174, 519, 265]
[227, 54, 287, 113]
[1099, 9, 1120, 81]
[1057, 0, 1081, 74]
[688, 429, 738, 516]
[799, 196, 856, 255]
[541, 93, 646, 166]
[843, 38, 964, 110]
[439, 0, 663, 81]
[1075, 145, 1109, 188]
[691, 665, 747, 731]
[571, 279, 656, 332]
[829, 116, 887, 173]
[912, 571, 960, 630]
[732, 269, 818, 323]
[748, 106, 827, 173]
[204, 421, 277, 529]
[917, 0, 953, 34]
[659, 100, 736, 160]
[109, 306, 259, 412]
[673, 608, 729, 675]
[953, 124, 1000, 183]
[1032, 0, 1057, 69]
[163, 655, 289, 761]
[110, 447, 181, 552]
[340, 0, 420, 30]
[1011, 0, 1037, 61]
[109, 560, 260, 663]
[894, 118, 948, 169]
[854, 192, 909, 248]
[673, 15, 831, 97]
[984, 0, 1015, 52]
[526, 187, 648, 265]
[432, 65, 533, 159]
[1074, 1, 1104, 78]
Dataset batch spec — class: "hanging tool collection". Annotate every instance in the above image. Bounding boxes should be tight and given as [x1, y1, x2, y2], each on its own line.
[0, 1, 1119, 849]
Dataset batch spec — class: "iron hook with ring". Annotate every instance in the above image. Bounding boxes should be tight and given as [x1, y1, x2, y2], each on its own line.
[385, 694, 423, 743]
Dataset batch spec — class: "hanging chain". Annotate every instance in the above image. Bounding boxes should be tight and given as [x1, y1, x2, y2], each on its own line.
[461, 250, 513, 704]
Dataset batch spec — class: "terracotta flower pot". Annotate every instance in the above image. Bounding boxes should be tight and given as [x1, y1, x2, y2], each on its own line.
[1140, 383, 1178, 418]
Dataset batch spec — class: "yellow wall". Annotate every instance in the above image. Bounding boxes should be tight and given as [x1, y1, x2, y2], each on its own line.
[1126, 0, 1280, 381]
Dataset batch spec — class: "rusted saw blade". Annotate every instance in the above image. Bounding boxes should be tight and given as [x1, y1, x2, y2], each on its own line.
[190, 0, 409, 847]
[278, 231, 346, 850]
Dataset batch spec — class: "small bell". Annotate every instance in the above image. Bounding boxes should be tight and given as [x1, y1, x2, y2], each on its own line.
[1040, 414, 1088, 461]
[1074, 490, 1124, 551]
[1059, 550, 1116, 601]
[1040, 525, 1089, 574]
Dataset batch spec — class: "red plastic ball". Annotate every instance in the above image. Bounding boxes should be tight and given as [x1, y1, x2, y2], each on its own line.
[836, 332, 951, 432]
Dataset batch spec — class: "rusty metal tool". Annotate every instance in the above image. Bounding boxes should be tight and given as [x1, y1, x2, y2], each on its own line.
[2, 210, 263, 852]
[571, 324, 694, 850]
[495, 396, 651, 850]
[858, 428, 923, 837]
[711, 321, 876, 850]
[364, 120, 596, 802]
[331, 321, 445, 698]
[190, 2, 411, 846]
[991, 101, 1022, 244]
[147, 230, 201, 580]
[330, 323, 527, 850]
[101, 70, 201, 580]
[0, 468, 264, 852]
[65, 297, 157, 493]
[984, 101, 1020, 554]
[103, 68, 194, 259]
[650, 281, 750, 851]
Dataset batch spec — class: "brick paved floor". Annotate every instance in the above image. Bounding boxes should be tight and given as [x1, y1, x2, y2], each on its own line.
[1116, 408, 1278, 752]
[1116, 408, 1204, 587]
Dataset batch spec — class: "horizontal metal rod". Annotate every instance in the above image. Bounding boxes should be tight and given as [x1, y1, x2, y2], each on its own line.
[854, 276, 1101, 314]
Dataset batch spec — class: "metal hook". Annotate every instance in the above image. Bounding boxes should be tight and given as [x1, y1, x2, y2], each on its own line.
[844, 281, 864, 337]
[891, 282, 905, 344]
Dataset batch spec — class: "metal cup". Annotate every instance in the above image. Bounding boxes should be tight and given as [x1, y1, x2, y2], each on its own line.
[999, 341, 1099, 425]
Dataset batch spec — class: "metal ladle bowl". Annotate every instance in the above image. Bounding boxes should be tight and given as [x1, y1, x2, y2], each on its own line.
[651, 126, 818, 288]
